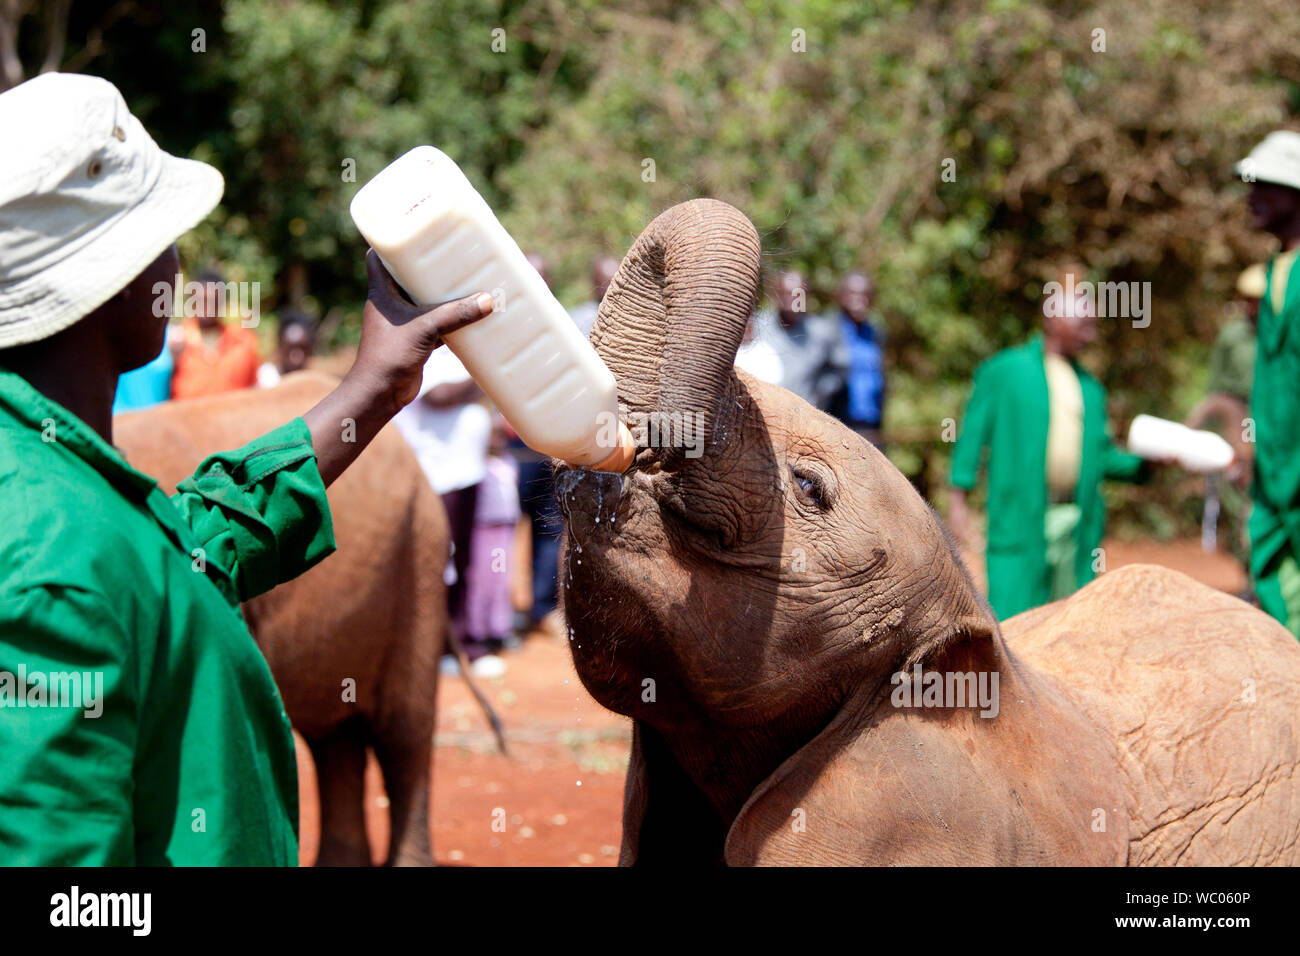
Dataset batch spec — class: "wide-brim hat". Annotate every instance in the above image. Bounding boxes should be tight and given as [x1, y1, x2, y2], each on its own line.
[1235, 130, 1300, 194]
[0, 73, 224, 349]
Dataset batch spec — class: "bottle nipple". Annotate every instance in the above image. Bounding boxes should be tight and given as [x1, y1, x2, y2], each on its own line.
[587, 421, 637, 473]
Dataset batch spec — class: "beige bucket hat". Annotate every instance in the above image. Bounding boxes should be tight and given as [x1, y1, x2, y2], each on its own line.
[1236, 130, 1300, 193]
[0, 72, 224, 349]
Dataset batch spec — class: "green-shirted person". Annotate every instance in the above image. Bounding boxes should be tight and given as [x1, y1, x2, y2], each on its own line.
[948, 268, 1152, 620]
[1236, 131, 1300, 638]
[0, 75, 493, 864]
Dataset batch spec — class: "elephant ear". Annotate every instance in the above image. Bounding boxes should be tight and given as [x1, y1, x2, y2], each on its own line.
[618, 721, 730, 867]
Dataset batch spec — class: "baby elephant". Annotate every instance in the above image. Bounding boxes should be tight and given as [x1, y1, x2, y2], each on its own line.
[558, 198, 1300, 866]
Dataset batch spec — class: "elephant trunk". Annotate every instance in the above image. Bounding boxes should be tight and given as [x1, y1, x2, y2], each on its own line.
[589, 199, 761, 470]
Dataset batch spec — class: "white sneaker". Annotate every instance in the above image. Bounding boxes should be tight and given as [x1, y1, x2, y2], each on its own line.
[470, 654, 507, 679]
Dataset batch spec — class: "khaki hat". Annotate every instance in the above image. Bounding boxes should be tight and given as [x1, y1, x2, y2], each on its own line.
[1236, 130, 1300, 193]
[0, 73, 224, 349]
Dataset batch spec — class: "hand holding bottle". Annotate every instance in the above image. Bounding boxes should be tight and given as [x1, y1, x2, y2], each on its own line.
[301, 251, 492, 487]
[352, 249, 493, 413]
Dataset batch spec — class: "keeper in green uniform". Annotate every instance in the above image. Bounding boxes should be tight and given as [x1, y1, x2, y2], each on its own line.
[1236, 131, 1300, 638]
[0, 75, 493, 864]
[948, 269, 1151, 620]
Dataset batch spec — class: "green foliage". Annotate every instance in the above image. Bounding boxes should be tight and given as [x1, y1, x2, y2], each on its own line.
[65, 0, 1300, 538]
[217, 0, 595, 303]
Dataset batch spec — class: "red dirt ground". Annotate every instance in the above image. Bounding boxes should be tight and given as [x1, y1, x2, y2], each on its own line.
[293, 537, 1248, 867]
[295, 628, 630, 867]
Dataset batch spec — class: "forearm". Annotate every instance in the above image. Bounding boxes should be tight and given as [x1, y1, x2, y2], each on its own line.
[173, 418, 336, 597]
[424, 378, 481, 408]
[302, 370, 400, 487]
[1186, 392, 1248, 432]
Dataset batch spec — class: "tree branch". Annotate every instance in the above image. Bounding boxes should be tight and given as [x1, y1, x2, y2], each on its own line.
[61, 0, 136, 74]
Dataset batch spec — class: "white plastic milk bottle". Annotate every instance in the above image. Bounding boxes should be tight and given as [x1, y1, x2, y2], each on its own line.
[349, 146, 635, 472]
[1127, 414, 1235, 473]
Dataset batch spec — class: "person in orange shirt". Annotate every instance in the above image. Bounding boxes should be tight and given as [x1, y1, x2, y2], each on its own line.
[171, 269, 260, 399]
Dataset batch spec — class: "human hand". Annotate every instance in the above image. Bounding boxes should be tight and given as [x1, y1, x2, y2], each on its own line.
[349, 249, 493, 414]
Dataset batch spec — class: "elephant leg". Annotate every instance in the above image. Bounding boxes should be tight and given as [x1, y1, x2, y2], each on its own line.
[373, 720, 435, 867]
[307, 722, 372, 867]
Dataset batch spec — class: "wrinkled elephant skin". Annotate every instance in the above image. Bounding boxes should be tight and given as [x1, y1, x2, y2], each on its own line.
[558, 199, 1300, 867]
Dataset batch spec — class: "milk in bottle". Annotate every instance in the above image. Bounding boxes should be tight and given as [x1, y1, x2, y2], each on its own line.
[350, 146, 636, 472]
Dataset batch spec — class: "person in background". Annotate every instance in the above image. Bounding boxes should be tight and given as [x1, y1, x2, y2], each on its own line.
[525, 251, 551, 291]
[113, 323, 183, 414]
[825, 271, 887, 447]
[569, 255, 618, 338]
[734, 313, 784, 384]
[948, 267, 1152, 619]
[170, 268, 260, 399]
[747, 270, 842, 409]
[1185, 264, 1263, 563]
[393, 345, 491, 653]
[257, 309, 316, 388]
[461, 414, 522, 678]
[512, 252, 565, 634]
[1235, 131, 1300, 637]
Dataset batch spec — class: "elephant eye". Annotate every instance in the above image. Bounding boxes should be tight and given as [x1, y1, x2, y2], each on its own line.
[790, 465, 829, 510]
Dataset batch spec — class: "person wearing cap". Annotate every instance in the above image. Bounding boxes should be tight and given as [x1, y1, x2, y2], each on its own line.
[1235, 131, 1300, 637]
[948, 267, 1151, 620]
[0, 74, 492, 865]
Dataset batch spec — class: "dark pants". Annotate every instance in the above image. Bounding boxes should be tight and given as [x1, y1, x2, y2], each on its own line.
[518, 459, 562, 620]
[440, 483, 479, 627]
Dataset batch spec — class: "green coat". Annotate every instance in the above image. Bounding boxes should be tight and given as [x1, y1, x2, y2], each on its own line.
[950, 336, 1147, 619]
[1249, 252, 1300, 630]
[0, 369, 335, 865]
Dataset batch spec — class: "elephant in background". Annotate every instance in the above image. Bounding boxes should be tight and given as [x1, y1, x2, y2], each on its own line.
[558, 198, 1300, 866]
[116, 371, 451, 866]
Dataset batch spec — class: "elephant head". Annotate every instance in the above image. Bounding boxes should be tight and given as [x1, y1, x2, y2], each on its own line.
[555, 199, 1085, 865]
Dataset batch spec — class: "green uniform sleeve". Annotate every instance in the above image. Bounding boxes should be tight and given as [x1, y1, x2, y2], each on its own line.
[170, 417, 336, 603]
[0, 585, 137, 865]
[1101, 433, 1151, 484]
[950, 364, 994, 491]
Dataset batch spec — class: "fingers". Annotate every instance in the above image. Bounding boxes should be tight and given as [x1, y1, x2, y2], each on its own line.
[365, 248, 493, 337]
[426, 292, 496, 339]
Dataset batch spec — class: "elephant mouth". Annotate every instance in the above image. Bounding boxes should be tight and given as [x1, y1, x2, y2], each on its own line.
[554, 463, 643, 539]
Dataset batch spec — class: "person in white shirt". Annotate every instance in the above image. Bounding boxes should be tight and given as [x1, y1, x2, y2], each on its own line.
[741, 271, 842, 404]
[393, 346, 491, 640]
[734, 314, 784, 384]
